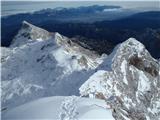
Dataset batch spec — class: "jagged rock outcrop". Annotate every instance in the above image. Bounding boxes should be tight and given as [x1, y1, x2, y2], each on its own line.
[80, 38, 160, 120]
[1, 21, 105, 109]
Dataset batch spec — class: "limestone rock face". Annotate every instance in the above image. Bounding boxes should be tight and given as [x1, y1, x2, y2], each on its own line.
[80, 38, 160, 120]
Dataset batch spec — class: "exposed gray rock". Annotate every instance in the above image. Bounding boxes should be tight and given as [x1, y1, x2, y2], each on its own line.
[80, 38, 160, 120]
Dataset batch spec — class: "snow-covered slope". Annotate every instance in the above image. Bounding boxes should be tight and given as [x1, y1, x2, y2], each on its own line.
[2, 96, 114, 120]
[80, 38, 160, 120]
[1, 21, 105, 110]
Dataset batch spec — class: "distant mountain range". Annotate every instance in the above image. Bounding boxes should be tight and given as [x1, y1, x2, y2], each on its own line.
[1, 5, 160, 58]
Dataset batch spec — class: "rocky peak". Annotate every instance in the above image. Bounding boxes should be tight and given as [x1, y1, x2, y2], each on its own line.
[112, 38, 159, 77]
[80, 38, 160, 120]
[10, 21, 53, 47]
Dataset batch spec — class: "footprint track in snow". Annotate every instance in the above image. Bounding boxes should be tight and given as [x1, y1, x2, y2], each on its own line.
[59, 96, 79, 120]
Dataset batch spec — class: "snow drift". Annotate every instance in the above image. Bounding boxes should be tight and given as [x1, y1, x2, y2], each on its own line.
[2, 96, 114, 120]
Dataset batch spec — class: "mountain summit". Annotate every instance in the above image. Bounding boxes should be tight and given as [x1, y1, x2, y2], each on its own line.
[10, 21, 52, 47]
[80, 38, 160, 120]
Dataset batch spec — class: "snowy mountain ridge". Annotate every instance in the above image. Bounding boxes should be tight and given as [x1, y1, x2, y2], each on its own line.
[1, 21, 105, 110]
[1, 21, 160, 120]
